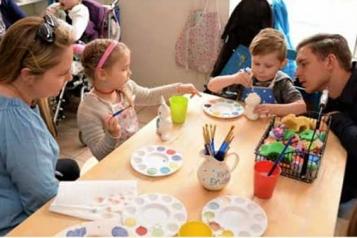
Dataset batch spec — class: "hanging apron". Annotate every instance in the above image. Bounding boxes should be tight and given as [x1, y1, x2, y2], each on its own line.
[175, 0, 222, 74]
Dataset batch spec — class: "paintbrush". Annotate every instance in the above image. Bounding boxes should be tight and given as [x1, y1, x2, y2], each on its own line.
[268, 137, 293, 176]
[215, 125, 235, 161]
[112, 105, 131, 117]
[301, 90, 328, 177]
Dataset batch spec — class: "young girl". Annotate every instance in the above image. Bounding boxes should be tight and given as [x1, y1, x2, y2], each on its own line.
[78, 39, 200, 160]
[47, 0, 89, 42]
[208, 28, 306, 116]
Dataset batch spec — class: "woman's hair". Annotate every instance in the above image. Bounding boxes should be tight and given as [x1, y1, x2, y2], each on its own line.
[297, 33, 352, 71]
[249, 28, 287, 61]
[0, 16, 73, 83]
[81, 39, 130, 81]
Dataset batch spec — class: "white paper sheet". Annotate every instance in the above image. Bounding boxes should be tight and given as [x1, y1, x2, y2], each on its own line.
[50, 180, 137, 220]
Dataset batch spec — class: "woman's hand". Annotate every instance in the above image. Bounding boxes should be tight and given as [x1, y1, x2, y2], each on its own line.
[177, 83, 201, 98]
[103, 114, 121, 138]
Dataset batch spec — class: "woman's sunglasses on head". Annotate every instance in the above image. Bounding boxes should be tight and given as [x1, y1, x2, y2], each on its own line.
[37, 15, 57, 43]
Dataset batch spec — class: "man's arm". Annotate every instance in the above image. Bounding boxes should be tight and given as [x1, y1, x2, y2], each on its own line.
[330, 112, 357, 158]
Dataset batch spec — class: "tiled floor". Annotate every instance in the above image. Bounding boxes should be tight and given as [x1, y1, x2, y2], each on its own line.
[55, 103, 349, 236]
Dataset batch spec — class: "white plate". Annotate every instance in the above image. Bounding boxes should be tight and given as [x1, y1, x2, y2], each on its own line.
[130, 145, 183, 177]
[122, 193, 187, 236]
[201, 195, 267, 236]
[203, 98, 244, 119]
[55, 219, 131, 237]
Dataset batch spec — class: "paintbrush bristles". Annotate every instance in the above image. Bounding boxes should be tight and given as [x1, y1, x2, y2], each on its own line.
[212, 125, 216, 139]
[227, 134, 234, 143]
[202, 126, 209, 144]
[202, 123, 237, 159]
[224, 125, 235, 142]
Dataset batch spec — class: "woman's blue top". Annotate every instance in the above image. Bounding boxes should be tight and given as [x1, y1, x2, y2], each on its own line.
[0, 96, 59, 235]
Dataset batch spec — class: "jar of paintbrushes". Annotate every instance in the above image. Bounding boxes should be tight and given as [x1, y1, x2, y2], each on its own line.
[197, 124, 239, 190]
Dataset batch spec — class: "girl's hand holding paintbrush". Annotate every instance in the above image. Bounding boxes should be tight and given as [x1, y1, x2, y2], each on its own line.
[103, 106, 131, 138]
[104, 114, 121, 138]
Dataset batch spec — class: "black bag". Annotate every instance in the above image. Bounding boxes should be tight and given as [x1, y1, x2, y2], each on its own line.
[210, 0, 272, 77]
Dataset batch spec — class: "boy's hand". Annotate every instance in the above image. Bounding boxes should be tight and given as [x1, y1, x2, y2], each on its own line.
[103, 114, 121, 138]
[177, 83, 201, 98]
[254, 104, 274, 116]
[235, 71, 253, 88]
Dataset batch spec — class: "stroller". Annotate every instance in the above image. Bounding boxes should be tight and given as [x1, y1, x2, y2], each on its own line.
[51, 0, 121, 125]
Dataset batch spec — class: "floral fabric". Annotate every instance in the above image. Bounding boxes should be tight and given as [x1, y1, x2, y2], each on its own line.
[175, 1, 221, 74]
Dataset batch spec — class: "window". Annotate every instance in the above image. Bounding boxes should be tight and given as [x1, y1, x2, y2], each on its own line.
[284, 0, 357, 51]
[229, 0, 357, 52]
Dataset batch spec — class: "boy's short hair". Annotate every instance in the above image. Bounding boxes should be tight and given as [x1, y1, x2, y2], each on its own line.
[297, 33, 352, 71]
[249, 28, 287, 61]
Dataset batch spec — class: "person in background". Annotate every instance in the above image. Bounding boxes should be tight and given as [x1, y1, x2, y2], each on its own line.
[208, 28, 306, 116]
[77, 39, 200, 161]
[296, 33, 357, 204]
[0, 16, 79, 235]
[0, 0, 26, 38]
[46, 0, 89, 42]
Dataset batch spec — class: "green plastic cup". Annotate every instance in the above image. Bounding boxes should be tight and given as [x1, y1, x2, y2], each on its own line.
[169, 95, 188, 124]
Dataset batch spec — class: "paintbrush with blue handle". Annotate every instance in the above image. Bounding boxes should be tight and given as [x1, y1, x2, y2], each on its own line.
[268, 137, 294, 176]
[112, 105, 131, 117]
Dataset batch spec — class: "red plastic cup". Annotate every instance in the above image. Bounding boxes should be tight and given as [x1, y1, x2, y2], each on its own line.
[254, 160, 281, 199]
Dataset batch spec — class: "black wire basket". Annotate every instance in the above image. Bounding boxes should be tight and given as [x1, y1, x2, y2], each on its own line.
[254, 112, 331, 183]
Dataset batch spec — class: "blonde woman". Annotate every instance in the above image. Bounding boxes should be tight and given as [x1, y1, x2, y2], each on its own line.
[0, 16, 79, 235]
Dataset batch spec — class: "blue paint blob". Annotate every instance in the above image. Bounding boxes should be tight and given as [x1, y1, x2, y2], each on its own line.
[112, 226, 129, 237]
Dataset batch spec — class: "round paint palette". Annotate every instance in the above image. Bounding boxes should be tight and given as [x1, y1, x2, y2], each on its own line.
[203, 98, 244, 119]
[201, 195, 267, 236]
[122, 193, 187, 237]
[55, 219, 131, 237]
[130, 145, 183, 177]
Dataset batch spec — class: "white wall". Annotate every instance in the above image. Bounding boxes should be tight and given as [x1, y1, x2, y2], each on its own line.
[119, 0, 229, 90]
[18, 0, 47, 16]
[285, 0, 357, 51]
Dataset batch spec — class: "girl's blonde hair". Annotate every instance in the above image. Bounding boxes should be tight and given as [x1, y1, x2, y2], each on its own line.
[249, 28, 287, 61]
[81, 39, 129, 80]
[0, 16, 73, 83]
[81, 39, 134, 105]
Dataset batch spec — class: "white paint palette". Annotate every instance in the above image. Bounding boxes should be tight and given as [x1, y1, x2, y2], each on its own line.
[122, 193, 187, 237]
[203, 98, 244, 119]
[130, 145, 183, 177]
[201, 195, 268, 236]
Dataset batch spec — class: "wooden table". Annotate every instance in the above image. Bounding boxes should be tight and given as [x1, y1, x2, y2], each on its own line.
[8, 94, 347, 236]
